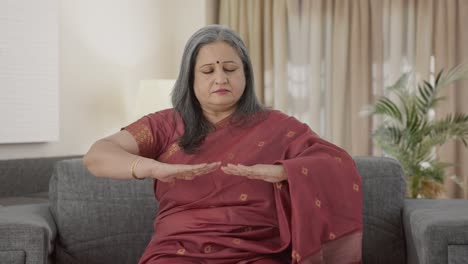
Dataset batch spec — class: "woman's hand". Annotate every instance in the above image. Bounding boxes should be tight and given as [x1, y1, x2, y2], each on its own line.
[151, 161, 221, 182]
[221, 164, 287, 183]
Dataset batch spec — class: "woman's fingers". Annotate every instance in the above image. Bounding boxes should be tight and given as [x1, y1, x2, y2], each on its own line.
[223, 164, 258, 177]
[191, 162, 221, 175]
[173, 162, 221, 181]
[158, 162, 285, 183]
[221, 164, 240, 175]
[221, 164, 285, 183]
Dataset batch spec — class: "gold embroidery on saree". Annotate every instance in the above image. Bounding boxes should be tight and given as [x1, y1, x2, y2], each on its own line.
[276, 182, 283, 189]
[126, 123, 154, 155]
[286, 131, 296, 138]
[203, 245, 212, 253]
[239, 193, 248, 201]
[292, 250, 302, 261]
[353, 183, 360, 191]
[315, 199, 321, 208]
[160, 142, 180, 160]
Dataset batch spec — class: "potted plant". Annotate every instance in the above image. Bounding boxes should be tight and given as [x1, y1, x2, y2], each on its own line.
[365, 64, 468, 198]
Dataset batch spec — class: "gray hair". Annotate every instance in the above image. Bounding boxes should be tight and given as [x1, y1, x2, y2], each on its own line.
[172, 24, 264, 153]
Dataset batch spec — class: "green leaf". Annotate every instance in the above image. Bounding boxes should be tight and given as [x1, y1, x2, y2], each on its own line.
[367, 63, 468, 198]
[373, 97, 403, 123]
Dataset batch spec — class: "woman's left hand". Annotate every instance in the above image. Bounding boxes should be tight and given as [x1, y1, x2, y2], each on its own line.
[221, 164, 287, 183]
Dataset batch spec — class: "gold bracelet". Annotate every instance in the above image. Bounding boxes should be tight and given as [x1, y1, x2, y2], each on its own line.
[131, 157, 145, 180]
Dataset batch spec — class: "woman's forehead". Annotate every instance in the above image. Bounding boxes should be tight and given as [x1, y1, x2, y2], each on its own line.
[195, 42, 241, 65]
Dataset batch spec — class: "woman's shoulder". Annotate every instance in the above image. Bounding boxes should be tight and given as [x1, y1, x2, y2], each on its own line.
[144, 108, 182, 132]
[145, 108, 179, 121]
[262, 109, 315, 134]
[265, 109, 302, 124]
[266, 109, 288, 119]
[150, 108, 176, 116]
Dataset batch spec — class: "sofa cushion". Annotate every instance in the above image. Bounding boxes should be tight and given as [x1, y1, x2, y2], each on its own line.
[449, 245, 468, 264]
[354, 156, 406, 264]
[49, 158, 157, 264]
[447, 245, 468, 264]
[0, 156, 81, 198]
[404, 199, 468, 264]
[0, 250, 25, 264]
[0, 203, 56, 255]
[0, 192, 48, 207]
[0, 203, 52, 264]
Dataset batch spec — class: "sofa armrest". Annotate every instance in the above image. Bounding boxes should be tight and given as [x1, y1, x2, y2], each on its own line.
[0, 203, 56, 264]
[403, 199, 468, 264]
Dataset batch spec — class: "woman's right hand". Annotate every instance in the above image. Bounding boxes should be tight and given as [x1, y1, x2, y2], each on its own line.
[150, 161, 221, 183]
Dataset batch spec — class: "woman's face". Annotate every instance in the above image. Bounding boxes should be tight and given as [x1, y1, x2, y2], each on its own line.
[193, 41, 246, 115]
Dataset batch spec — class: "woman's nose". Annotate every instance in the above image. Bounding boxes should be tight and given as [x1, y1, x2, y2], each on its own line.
[214, 69, 228, 85]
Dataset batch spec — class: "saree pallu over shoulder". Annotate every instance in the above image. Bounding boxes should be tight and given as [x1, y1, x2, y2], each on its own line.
[272, 111, 363, 263]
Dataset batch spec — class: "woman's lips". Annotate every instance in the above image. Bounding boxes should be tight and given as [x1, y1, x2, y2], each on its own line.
[213, 89, 231, 95]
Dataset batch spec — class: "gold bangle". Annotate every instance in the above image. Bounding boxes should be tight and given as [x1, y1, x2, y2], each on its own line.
[131, 157, 145, 180]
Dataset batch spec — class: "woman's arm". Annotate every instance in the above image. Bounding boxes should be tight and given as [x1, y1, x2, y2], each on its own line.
[83, 130, 156, 180]
[84, 130, 221, 181]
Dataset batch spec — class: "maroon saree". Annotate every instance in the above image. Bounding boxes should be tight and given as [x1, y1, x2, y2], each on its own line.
[124, 109, 362, 264]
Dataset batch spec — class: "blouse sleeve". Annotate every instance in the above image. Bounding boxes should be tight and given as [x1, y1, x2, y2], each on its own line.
[122, 111, 173, 159]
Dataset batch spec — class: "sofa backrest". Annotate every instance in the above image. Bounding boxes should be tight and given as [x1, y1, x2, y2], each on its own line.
[355, 156, 406, 264]
[49, 158, 157, 264]
[0, 156, 81, 198]
[49, 156, 406, 264]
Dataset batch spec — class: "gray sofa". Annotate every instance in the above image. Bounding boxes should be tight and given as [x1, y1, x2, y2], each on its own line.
[0, 156, 467, 264]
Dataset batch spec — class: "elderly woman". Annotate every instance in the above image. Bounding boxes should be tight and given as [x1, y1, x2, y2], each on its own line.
[84, 25, 362, 264]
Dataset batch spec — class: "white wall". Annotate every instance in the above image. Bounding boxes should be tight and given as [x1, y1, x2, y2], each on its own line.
[0, 0, 211, 159]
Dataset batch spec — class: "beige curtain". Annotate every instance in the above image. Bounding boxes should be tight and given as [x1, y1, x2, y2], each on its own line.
[377, 0, 468, 198]
[432, 0, 468, 198]
[217, 0, 468, 198]
[329, 0, 372, 155]
[219, 0, 373, 155]
[219, 0, 289, 109]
